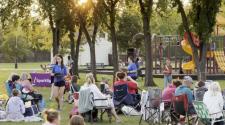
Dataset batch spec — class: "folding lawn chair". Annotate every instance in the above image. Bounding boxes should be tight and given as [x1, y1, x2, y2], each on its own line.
[193, 101, 225, 125]
[169, 94, 196, 125]
[139, 87, 162, 125]
[161, 100, 172, 124]
[91, 94, 112, 123]
[113, 84, 141, 116]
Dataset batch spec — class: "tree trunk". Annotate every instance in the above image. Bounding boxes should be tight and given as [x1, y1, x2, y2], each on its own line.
[80, 20, 97, 80]
[139, 0, 154, 86]
[69, 29, 75, 75]
[52, 28, 59, 56]
[143, 16, 154, 86]
[48, 12, 59, 57]
[89, 42, 97, 80]
[110, 10, 119, 80]
[199, 41, 207, 81]
[74, 27, 82, 76]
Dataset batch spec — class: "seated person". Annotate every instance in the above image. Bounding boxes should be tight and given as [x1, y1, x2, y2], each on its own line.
[114, 71, 138, 95]
[68, 75, 79, 103]
[6, 89, 25, 121]
[114, 71, 141, 107]
[20, 73, 34, 92]
[70, 75, 79, 93]
[162, 80, 182, 103]
[6, 74, 22, 97]
[20, 73, 42, 104]
[194, 81, 208, 101]
[175, 76, 195, 115]
[80, 73, 121, 123]
[100, 77, 112, 95]
[203, 82, 224, 125]
[43, 109, 60, 125]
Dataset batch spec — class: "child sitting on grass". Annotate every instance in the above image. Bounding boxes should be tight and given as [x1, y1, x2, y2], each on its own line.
[6, 89, 25, 121]
[43, 109, 60, 125]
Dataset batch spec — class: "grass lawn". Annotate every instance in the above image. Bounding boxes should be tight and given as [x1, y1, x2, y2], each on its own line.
[0, 63, 225, 125]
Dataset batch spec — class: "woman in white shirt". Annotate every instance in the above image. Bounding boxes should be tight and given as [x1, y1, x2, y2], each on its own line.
[80, 73, 121, 123]
[203, 82, 224, 125]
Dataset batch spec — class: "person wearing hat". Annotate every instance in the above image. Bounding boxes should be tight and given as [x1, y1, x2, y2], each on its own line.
[175, 76, 195, 114]
[175, 76, 194, 103]
[174, 76, 197, 124]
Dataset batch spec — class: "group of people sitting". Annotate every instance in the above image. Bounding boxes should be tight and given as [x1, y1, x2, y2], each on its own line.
[1, 73, 43, 121]
[162, 76, 224, 125]
[69, 71, 141, 123]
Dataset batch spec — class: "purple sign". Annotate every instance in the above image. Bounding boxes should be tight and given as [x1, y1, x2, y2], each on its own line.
[30, 73, 51, 87]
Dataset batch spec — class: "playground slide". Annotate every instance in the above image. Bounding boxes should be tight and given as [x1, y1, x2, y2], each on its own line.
[214, 51, 225, 71]
[181, 40, 195, 71]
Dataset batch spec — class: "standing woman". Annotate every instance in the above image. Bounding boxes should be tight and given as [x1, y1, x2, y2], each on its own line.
[52, 54, 67, 111]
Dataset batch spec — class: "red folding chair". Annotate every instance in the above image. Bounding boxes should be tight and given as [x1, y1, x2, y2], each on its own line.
[169, 94, 195, 125]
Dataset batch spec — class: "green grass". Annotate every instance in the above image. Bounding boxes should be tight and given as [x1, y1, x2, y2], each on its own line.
[0, 63, 225, 125]
[0, 62, 47, 70]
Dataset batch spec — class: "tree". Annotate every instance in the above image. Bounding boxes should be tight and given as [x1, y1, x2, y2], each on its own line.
[0, 32, 32, 62]
[76, 0, 103, 80]
[117, 2, 142, 52]
[102, 0, 120, 78]
[138, 0, 154, 86]
[38, 0, 64, 56]
[173, 0, 222, 81]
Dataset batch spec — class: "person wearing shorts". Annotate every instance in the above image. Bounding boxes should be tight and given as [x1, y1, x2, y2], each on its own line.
[52, 54, 67, 111]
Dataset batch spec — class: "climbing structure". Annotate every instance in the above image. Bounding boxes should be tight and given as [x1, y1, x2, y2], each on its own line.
[214, 51, 225, 71]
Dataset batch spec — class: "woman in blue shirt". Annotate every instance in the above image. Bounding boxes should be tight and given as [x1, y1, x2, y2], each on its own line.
[52, 54, 67, 111]
[127, 56, 138, 80]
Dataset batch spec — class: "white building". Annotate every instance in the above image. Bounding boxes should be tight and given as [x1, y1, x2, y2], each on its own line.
[78, 34, 112, 65]
[52, 33, 112, 66]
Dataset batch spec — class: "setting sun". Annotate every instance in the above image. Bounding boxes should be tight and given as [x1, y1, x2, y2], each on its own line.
[78, 0, 87, 5]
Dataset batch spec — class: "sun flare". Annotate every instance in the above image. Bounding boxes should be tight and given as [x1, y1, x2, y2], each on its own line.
[78, 0, 87, 5]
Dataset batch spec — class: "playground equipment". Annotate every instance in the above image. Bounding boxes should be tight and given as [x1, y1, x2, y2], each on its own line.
[214, 51, 225, 71]
[152, 35, 225, 75]
[181, 32, 214, 71]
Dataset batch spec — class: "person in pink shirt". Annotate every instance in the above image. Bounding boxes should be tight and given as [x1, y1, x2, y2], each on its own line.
[162, 80, 182, 102]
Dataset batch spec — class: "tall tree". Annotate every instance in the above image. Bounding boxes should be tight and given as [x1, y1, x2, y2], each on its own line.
[61, 0, 83, 76]
[173, 0, 222, 81]
[117, 2, 142, 52]
[102, 0, 120, 78]
[38, 0, 63, 56]
[76, 0, 102, 80]
[138, 0, 154, 86]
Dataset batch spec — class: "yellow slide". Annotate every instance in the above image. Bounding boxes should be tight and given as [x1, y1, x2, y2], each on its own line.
[181, 40, 195, 71]
[181, 40, 215, 71]
[214, 51, 225, 71]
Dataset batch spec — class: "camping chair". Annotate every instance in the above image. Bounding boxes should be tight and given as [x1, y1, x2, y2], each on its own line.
[139, 87, 162, 125]
[161, 100, 172, 124]
[169, 94, 196, 125]
[91, 94, 112, 123]
[113, 84, 141, 116]
[193, 101, 225, 125]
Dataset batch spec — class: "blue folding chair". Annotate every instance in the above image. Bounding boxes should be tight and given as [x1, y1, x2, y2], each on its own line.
[113, 84, 141, 115]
